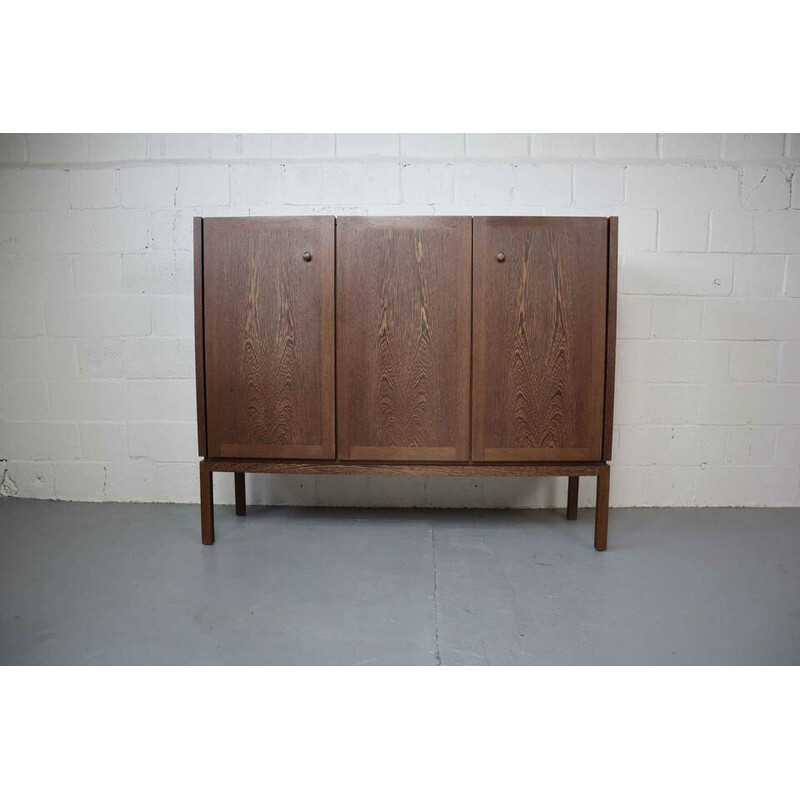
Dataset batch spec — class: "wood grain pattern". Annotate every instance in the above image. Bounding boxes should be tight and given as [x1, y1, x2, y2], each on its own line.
[336, 217, 471, 461]
[193, 217, 206, 456]
[472, 217, 608, 462]
[204, 458, 606, 477]
[603, 217, 618, 461]
[203, 217, 335, 459]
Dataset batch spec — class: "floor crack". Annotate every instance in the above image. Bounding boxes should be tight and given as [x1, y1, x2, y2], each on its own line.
[431, 523, 441, 666]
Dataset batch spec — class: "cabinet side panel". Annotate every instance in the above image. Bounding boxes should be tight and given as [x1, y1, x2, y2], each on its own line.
[204, 216, 335, 459]
[603, 216, 618, 461]
[472, 216, 608, 462]
[336, 217, 472, 461]
[194, 217, 207, 456]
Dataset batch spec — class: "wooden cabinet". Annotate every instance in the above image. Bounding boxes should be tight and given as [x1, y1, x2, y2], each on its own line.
[472, 217, 608, 462]
[201, 217, 335, 459]
[195, 216, 618, 550]
[336, 217, 471, 461]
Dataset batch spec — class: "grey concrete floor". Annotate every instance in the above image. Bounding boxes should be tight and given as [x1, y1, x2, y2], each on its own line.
[1, 498, 798, 665]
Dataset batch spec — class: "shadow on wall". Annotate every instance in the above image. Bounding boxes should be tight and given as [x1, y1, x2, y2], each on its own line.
[234, 473, 579, 509]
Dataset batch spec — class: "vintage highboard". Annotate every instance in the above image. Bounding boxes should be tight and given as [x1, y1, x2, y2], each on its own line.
[194, 215, 618, 549]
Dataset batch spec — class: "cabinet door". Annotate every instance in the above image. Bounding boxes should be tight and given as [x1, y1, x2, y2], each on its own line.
[337, 217, 471, 461]
[472, 217, 608, 462]
[203, 217, 335, 459]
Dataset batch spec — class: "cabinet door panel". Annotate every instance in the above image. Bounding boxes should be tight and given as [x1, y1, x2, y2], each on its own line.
[337, 217, 471, 461]
[203, 217, 335, 459]
[472, 217, 608, 462]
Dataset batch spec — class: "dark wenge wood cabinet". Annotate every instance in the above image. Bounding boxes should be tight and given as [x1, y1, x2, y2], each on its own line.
[195, 216, 618, 550]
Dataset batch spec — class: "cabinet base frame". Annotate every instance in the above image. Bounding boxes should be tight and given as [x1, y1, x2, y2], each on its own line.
[199, 459, 611, 551]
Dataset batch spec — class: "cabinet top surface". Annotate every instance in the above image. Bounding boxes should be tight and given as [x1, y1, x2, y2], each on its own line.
[198, 214, 617, 223]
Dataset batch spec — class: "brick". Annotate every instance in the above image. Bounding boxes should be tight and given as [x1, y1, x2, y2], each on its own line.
[128, 422, 196, 462]
[617, 295, 651, 338]
[77, 339, 125, 378]
[53, 462, 107, 501]
[722, 133, 784, 161]
[619, 209, 657, 251]
[272, 134, 335, 159]
[643, 467, 695, 506]
[2, 462, 54, 499]
[622, 253, 733, 295]
[779, 342, 800, 382]
[573, 166, 623, 205]
[69, 169, 118, 209]
[789, 135, 800, 158]
[703, 298, 800, 340]
[530, 133, 594, 159]
[608, 465, 645, 507]
[149, 133, 210, 160]
[596, 133, 658, 159]
[732, 255, 785, 295]
[753, 211, 800, 252]
[659, 134, 721, 161]
[176, 165, 229, 207]
[617, 426, 725, 466]
[794, 172, 800, 208]
[154, 380, 195, 420]
[49, 381, 157, 421]
[46, 297, 150, 337]
[729, 342, 779, 381]
[657, 210, 708, 252]
[787, 256, 800, 296]
[80, 423, 128, 460]
[284, 163, 399, 205]
[741, 167, 790, 210]
[651, 297, 703, 339]
[0, 421, 79, 460]
[1, 254, 72, 296]
[400, 134, 464, 158]
[708, 210, 753, 252]
[210, 134, 272, 160]
[774, 427, 800, 466]
[0, 382, 49, 420]
[0, 168, 69, 211]
[625, 166, 739, 208]
[517, 165, 572, 206]
[151, 297, 193, 336]
[71, 209, 150, 253]
[465, 134, 528, 159]
[122, 253, 177, 295]
[648, 385, 699, 424]
[0, 134, 27, 164]
[104, 462, 157, 502]
[120, 166, 177, 208]
[401, 164, 454, 204]
[453, 164, 516, 205]
[126, 338, 193, 378]
[0, 297, 45, 336]
[613, 384, 648, 424]
[74, 254, 123, 295]
[27, 134, 88, 163]
[0, 339, 77, 380]
[156, 463, 200, 503]
[230, 164, 282, 206]
[336, 134, 398, 157]
[694, 467, 799, 506]
[698, 385, 800, 424]
[725, 428, 776, 465]
[616, 340, 729, 383]
[0, 211, 39, 254]
[89, 134, 148, 162]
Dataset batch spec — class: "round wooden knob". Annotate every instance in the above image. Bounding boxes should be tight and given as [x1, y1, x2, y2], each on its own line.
[496, 253, 506, 262]
[303, 252, 312, 262]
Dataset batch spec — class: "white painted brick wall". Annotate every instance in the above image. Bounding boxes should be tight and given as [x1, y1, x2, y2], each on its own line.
[0, 132, 798, 508]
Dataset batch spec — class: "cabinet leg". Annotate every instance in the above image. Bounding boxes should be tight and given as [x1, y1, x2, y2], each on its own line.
[594, 465, 610, 552]
[567, 476, 579, 520]
[200, 464, 215, 545]
[234, 472, 246, 516]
